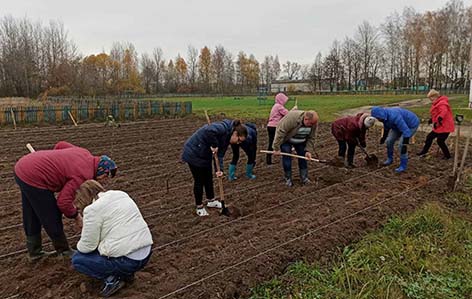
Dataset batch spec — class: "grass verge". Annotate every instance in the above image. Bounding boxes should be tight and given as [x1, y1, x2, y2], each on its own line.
[158, 95, 423, 121]
[250, 179, 472, 299]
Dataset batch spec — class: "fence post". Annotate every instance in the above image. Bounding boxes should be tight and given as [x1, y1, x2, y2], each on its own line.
[10, 108, 16, 130]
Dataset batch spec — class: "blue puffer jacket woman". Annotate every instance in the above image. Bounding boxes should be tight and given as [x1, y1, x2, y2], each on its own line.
[228, 123, 258, 181]
[182, 119, 248, 216]
[371, 107, 420, 173]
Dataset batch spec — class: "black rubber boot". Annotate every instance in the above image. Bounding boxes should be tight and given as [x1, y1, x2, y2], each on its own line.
[26, 234, 45, 261]
[345, 154, 355, 168]
[266, 154, 272, 165]
[51, 233, 75, 257]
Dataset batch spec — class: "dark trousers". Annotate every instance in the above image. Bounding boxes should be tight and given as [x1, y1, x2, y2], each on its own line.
[266, 126, 276, 164]
[188, 164, 215, 206]
[15, 174, 65, 240]
[72, 250, 151, 281]
[231, 144, 256, 166]
[280, 142, 307, 172]
[419, 131, 451, 158]
[337, 140, 356, 163]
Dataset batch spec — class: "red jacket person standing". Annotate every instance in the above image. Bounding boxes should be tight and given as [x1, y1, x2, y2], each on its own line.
[14, 141, 117, 261]
[417, 89, 455, 159]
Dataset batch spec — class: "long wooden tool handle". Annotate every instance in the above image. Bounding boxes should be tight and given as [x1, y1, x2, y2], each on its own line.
[356, 138, 370, 157]
[260, 150, 327, 163]
[213, 153, 225, 201]
[26, 143, 35, 153]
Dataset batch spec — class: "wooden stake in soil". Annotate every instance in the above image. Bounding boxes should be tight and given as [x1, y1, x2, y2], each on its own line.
[453, 123, 461, 176]
[26, 143, 35, 153]
[454, 130, 470, 191]
[68, 111, 78, 127]
[10, 108, 16, 130]
[204, 110, 211, 125]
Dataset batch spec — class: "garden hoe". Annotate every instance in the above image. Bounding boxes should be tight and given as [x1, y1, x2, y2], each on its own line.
[204, 110, 231, 216]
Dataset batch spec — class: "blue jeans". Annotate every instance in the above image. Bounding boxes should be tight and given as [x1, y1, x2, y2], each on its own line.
[385, 127, 418, 157]
[280, 142, 307, 172]
[72, 250, 151, 280]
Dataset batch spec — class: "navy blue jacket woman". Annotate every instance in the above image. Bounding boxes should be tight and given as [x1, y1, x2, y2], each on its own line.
[228, 123, 257, 181]
[182, 119, 247, 216]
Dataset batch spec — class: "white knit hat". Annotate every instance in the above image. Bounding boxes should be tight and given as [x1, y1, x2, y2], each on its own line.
[364, 116, 376, 128]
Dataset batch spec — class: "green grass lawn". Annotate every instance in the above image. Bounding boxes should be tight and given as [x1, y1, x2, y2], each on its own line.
[156, 95, 426, 122]
[409, 95, 472, 123]
[250, 181, 472, 299]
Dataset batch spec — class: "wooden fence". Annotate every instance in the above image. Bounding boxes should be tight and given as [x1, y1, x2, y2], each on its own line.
[0, 99, 192, 127]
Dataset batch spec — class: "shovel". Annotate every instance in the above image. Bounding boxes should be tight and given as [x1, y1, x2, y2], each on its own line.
[260, 150, 330, 163]
[212, 153, 230, 216]
[357, 139, 378, 166]
[204, 110, 231, 216]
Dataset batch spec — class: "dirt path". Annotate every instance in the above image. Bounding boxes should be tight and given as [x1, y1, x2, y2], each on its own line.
[337, 97, 430, 116]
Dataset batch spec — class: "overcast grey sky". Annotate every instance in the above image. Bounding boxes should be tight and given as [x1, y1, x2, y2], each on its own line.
[3, 0, 472, 64]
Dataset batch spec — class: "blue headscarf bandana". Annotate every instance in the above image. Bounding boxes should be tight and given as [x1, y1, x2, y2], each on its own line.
[96, 155, 117, 177]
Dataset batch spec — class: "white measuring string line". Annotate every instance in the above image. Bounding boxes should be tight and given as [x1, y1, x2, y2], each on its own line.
[0, 159, 359, 259]
[152, 165, 390, 252]
[155, 175, 444, 299]
[0, 164, 331, 257]
[0, 162, 328, 234]
[0, 138, 380, 235]
[0, 140, 376, 255]
[0, 135, 339, 211]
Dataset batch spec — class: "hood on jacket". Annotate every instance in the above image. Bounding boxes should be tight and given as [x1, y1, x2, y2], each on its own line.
[245, 122, 257, 131]
[220, 119, 234, 132]
[275, 93, 289, 105]
[371, 106, 387, 121]
[433, 95, 449, 107]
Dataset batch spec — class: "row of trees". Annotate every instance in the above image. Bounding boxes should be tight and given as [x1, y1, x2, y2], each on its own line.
[0, 0, 470, 97]
[312, 0, 472, 92]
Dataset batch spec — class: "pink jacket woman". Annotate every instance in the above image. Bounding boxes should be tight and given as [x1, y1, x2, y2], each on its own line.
[267, 93, 289, 127]
[267, 93, 292, 164]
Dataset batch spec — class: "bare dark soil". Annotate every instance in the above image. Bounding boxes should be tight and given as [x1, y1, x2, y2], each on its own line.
[0, 117, 463, 299]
